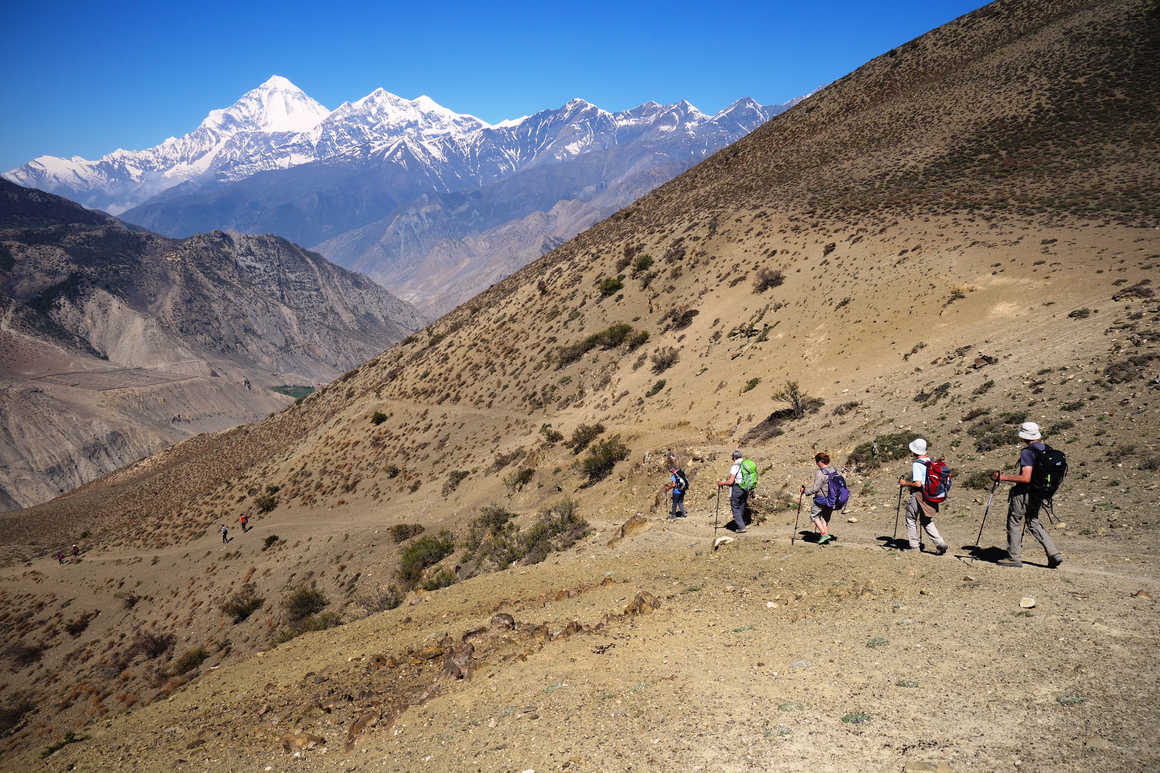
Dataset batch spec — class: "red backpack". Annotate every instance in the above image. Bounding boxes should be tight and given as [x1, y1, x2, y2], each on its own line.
[921, 459, 953, 503]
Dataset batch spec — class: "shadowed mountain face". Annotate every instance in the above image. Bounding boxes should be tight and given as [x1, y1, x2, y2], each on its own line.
[0, 179, 424, 510]
[0, 0, 1158, 768]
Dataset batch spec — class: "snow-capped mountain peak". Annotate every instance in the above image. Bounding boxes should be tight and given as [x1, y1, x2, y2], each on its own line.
[200, 75, 330, 135]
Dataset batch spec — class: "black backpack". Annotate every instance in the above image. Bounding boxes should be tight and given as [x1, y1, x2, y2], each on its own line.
[1030, 445, 1067, 500]
[674, 469, 690, 492]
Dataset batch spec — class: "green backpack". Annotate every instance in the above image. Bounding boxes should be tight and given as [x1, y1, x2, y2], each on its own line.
[737, 459, 758, 491]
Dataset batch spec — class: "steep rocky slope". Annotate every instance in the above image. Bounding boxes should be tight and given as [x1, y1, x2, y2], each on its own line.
[0, 0, 1157, 768]
[0, 180, 423, 509]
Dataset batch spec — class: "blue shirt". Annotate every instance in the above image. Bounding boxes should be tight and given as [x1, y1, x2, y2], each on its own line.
[670, 472, 684, 495]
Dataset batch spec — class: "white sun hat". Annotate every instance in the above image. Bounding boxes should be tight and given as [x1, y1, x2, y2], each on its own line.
[1018, 421, 1042, 441]
[908, 437, 927, 455]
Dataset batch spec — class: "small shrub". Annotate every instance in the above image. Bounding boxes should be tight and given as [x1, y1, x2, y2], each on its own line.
[130, 631, 175, 659]
[631, 254, 653, 276]
[262, 534, 280, 551]
[742, 377, 761, 393]
[962, 470, 996, 489]
[7, 642, 45, 668]
[847, 433, 911, 470]
[895, 680, 919, 688]
[442, 470, 470, 496]
[398, 531, 455, 587]
[772, 381, 822, 419]
[972, 380, 994, 396]
[1047, 420, 1075, 434]
[962, 407, 990, 421]
[172, 647, 208, 676]
[221, 584, 264, 623]
[284, 587, 328, 622]
[753, 268, 784, 293]
[568, 423, 606, 454]
[506, 467, 535, 491]
[490, 448, 526, 472]
[865, 637, 889, 649]
[277, 612, 343, 643]
[841, 712, 871, 724]
[522, 500, 589, 564]
[389, 523, 425, 543]
[832, 401, 860, 416]
[355, 587, 404, 615]
[1060, 400, 1085, 412]
[557, 324, 635, 365]
[967, 411, 1028, 452]
[580, 436, 630, 482]
[627, 330, 649, 350]
[40, 731, 86, 759]
[664, 307, 699, 330]
[1068, 308, 1091, 319]
[371, 411, 388, 425]
[913, 382, 951, 405]
[64, 613, 96, 637]
[421, 569, 457, 591]
[598, 276, 624, 297]
[540, 423, 564, 444]
[650, 347, 679, 374]
[1, 695, 35, 735]
[1139, 456, 1160, 472]
[645, 380, 666, 397]
[254, 492, 278, 514]
[384, 463, 401, 478]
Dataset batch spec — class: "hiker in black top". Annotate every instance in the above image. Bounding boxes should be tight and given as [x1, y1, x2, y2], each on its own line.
[664, 456, 687, 519]
[993, 421, 1063, 568]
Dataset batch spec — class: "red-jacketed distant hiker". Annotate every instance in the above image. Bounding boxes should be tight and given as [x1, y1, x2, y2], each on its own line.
[239, 514, 248, 533]
[993, 422, 1064, 569]
[801, 452, 844, 544]
[898, 438, 949, 554]
[717, 450, 757, 533]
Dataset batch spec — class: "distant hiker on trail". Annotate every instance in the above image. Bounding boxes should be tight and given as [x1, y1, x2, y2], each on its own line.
[71, 544, 79, 558]
[664, 456, 689, 519]
[718, 450, 757, 533]
[56, 551, 65, 565]
[801, 452, 847, 544]
[898, 438, 949, 554]
[239, 514, 249, 533]
[993, 422, 1064, 569]
[220, 524, 229, 544]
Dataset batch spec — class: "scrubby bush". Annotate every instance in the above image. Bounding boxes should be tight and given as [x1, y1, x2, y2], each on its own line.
[967, 412, 1027, 452]
[627, 330, 650, 350]
[172, 647, 208, 675]
[521, 500, 589, 564]
[540, 423, 564, 444]
[772, 381, 820, 419]
[598, 276, 624, 297]
[651, 347, 679, 374]
[962, 470, 997, 489]
[355, 587, 404, 615]
[371, 411, 388, 425]
[742, 377, 761, 393]
[568, 423, 605, 454]
[221, 584, 264, 623]
[6, 642, 45, 668]
[442, 470, 470, 496]
[506, 467, 535, 491]
[490, 448, 526, 472]
[389, 523, 425, 543]
[846, 433, 912, 470]
[130, 631, 175, 659]
[581, 436, 630, 482]
[398, 531, 455, 588]
[254, 492, 278, 514]
[284, 586, 328, 622]
[631, 255, 653, 276]
[832, 401, 860, 416]
[645, 380, 666, 397]
[753, 268, 785, 293]
[0, 694, 35, 736]
[421, 569, 457, 591]
[262, 534, 280, 551]
[557, 323, 636, 365]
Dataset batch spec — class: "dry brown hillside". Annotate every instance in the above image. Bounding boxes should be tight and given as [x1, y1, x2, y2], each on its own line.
[1, 0, 1158, 769]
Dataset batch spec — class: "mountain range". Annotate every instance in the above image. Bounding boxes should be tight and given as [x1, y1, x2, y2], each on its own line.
[0, 179, 422, 510]
[5, 79, 797, 314]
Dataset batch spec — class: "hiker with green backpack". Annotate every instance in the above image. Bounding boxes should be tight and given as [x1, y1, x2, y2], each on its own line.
[718, 450, 757, 533]
[992, 422, 1065, 569]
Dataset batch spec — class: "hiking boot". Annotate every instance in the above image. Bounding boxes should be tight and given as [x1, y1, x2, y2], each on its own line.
[935, 543, 948, 556]
[996, 558, 1023, 568]
[817, 534, 832, 544]
[1047, 554, 1064, 569]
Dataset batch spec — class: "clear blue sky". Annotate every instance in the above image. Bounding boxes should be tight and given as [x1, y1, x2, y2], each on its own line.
[0, 0, 987, 172]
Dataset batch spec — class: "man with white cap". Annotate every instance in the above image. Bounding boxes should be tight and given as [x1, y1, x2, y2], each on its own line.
[992, 422, 1064, 568]
[718, 450, 755, 533]
[897, 437, 949, 554]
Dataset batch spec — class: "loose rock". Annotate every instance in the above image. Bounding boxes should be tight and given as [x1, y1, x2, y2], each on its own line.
[1020, 597, 1036, 609]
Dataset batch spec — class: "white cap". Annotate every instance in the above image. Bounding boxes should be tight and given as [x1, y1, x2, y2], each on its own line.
[909, 437, 927, 455]
[1018, 421, 1042, 441]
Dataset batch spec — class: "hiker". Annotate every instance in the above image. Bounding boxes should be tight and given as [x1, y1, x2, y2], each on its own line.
[71, 544, 79, 558]
[898, 438, 949, 554]
[717, 450, 756, 533]
[220, 524, 229, 544]
[992, 422, 1063, 568]
[801, 452, 841, 544]
[239, 513, 249, 533]
[56, 550, 65, 565]
[664, 456, 688, 519]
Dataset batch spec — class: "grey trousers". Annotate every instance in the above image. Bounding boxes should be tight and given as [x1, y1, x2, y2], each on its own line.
[1007, 490, 1059, 561]
[730, 485, 749, 531]
[905, 493, 945, 549]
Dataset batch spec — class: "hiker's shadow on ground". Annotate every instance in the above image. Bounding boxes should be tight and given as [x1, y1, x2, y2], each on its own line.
[959, 545, 1005, 563]
[797, 531, 835, 544]
[876, 536, 908, 551]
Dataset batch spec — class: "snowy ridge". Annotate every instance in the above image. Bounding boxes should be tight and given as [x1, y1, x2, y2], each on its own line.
[4, 77, 797, 215]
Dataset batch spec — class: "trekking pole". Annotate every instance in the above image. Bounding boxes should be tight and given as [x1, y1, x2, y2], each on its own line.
[971, 479, 1000, 563]
[792, 490, 804, 545]
[713, 486, 721, 540]
[893, 486, 904, 549]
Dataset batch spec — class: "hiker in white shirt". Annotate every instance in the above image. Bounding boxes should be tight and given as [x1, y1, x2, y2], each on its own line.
[897, 438, 948, 554]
